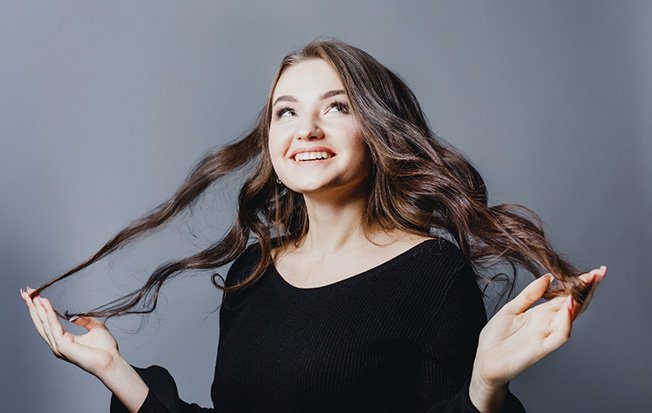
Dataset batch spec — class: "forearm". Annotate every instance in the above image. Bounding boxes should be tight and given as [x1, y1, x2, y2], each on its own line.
[99, 355, 149, 413]
[468, 373, 508, 413]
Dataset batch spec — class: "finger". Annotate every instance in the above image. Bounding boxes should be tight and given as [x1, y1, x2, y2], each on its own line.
[522, 294, 565, 318]
[567, 267, 605, 319]
[592, 265, 607, 281]
[71, 315, 105, 332]
[576, 279, 601, 317]
[523, 295, 567, 337]
[579, 270, 597, 284]
[41, 297, 67, 355]
[574, 267, 605, 316]
[21, 288, 49, 345]
[34, 296, 58, 352]
[579, 266, 607, 286]
[505, 274, 553, 315]
[543, 295, 574, 353]
[540, 294, 567, 311]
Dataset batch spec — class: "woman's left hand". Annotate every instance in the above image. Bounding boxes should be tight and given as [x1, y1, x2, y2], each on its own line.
[469, 266, 606, 411]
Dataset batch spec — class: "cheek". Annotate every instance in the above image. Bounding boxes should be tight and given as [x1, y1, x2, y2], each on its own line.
[354, 152, 371, 174]
[267, 128, 282, 155]
[350, 132, 368, 163]
[267, 134, 286, 174]
[267, 123, 289, 150]
[267, 143, 280, 171]
[356, 145, 372, 175]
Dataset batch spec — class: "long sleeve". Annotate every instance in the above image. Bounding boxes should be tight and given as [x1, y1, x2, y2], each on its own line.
[112, 238, 527, 412]
[109, 365, 216, 413]
[415, 257, 526, 413]
[109, 245, 259, 413]
[423, 378, 525, 413]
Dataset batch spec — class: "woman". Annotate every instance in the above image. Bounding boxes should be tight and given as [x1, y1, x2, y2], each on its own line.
[21, 39, 605, 412]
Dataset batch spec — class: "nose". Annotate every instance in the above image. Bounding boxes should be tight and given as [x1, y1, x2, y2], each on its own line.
[296, 116, 324, 140]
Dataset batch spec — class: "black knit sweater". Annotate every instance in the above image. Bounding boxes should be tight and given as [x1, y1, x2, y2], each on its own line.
[111, 238, 526, 412]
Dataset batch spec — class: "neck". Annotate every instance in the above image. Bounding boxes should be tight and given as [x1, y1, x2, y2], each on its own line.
[298, 184, 376, 257]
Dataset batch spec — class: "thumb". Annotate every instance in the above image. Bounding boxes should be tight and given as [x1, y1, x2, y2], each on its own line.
[504, 274, 553, 315]
[70, 315, 104, 331]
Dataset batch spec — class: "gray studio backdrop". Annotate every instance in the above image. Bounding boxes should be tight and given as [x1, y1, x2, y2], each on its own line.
[2, 1, 650, 412]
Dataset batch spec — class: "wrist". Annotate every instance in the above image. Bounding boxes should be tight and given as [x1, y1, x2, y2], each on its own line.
[97, 352, 130, 384]
[469, 372, 508, 413]
[99, 355, 149, 413]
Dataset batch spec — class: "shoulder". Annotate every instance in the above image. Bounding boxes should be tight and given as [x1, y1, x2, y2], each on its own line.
[224, 237, 286, 287]
[420, 237, 478, 294]
[223, 241, 263, 288]
[410, 239, 488, 343]
[374, 231, 470, 277]
[399, 236, 482, 315]
[404, 236, 474, 280]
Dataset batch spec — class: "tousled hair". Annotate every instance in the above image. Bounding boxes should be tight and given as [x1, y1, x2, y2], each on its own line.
[32, 38, 592, 319]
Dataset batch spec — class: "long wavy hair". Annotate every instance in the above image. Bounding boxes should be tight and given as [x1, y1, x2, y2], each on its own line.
[32, 38, 591, 319]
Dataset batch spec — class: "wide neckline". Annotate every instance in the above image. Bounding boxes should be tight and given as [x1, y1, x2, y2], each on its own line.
[270, 238, 442, 291]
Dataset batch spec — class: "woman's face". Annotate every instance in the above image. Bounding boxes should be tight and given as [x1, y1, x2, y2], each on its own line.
[268, 59, 369, 199]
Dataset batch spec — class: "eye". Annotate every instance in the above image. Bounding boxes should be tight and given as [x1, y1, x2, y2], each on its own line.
[275, 106, 296, 119]
[327, 101, 350, 114]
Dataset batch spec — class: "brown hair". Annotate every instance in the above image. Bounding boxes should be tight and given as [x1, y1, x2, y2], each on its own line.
[32, 38, 591, 319]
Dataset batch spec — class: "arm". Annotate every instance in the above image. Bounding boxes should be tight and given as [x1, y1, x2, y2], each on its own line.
[20, 288, 149, 412]
[468, 266, 606, 413]
[414, 259, 525, 413]
[20, 288, 213, 413]
[109, 364, 215, 413]
[21, 245, 261, 412]
[111, 244, 261, 412]
[415, 242, 606, 413]
[102, 356, 150, 412]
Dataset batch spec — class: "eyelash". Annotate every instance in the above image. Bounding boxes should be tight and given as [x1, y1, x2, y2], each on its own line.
[274, 101, 350, 119]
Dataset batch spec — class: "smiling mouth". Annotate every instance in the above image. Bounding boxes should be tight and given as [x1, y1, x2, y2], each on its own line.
[292, 151, 336, 162]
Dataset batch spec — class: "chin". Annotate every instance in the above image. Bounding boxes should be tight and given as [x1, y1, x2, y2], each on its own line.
[289, 185, 331, 194]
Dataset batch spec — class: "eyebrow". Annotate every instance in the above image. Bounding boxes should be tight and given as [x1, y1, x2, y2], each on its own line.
[272, 89, 346, 107]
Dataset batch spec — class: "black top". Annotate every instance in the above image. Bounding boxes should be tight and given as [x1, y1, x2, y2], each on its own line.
[111, 238, 526, 412]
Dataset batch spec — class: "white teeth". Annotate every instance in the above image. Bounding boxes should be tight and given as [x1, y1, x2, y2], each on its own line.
[294, 151, 332, 161]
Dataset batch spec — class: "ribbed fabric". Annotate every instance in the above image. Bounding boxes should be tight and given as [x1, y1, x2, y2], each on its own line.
[111, 238, 526, 412]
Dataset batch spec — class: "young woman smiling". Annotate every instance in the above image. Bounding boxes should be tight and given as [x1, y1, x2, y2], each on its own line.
[21, 39, 605, 413]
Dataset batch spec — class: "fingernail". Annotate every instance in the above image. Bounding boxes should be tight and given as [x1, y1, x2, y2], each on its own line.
[68, 316, 79, 322]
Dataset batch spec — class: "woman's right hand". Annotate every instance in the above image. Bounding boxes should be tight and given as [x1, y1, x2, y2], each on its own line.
[21, 287, 121, 380]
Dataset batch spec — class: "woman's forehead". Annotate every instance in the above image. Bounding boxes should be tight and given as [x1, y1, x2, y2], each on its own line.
[272, 59, 345, 101]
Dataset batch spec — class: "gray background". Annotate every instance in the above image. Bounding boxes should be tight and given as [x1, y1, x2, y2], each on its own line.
[2, 1, 650, 412]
